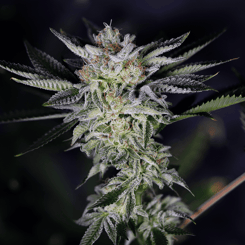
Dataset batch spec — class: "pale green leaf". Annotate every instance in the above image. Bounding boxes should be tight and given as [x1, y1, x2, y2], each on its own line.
[143, 120, 153, 148]
[104, 217, 117, 245]
[15, 119, 78, 157]
[72, 123, 89, 145]
[80, 216, 105, 245]
[0, 60, 44, 79]
[185, 94, 245, 114]
[50, 28, 89, 58]
[0, 109, 68, 124]
[11, 77, 73, 91]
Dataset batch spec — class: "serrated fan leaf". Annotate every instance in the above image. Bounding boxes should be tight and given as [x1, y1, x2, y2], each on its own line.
[143, 120, 153, 148]
[134, 205, 149, 218]
[140, 155, 160, 172]
[92, 89, 103, 111]
[11, 77, 73, 91]
[104, 217, 117, 245]
[157, 28, 226, 73]
[142, 32, 190, 61]
[116, 221, 128, 241]
[128, 218, 137, 236]
[88, 178, 132, 209]
[142, 56, 184, 66]
[169, 112, 213, 124]
[164, 224, 193, 236]
[0, 109, 68, 124]
[151, 228, 168, 245]
[82, 139, 100, 157]
[43, 87, 82, 106]
[50, 28, 89, 59]
[148, 74, 217, 94]
[184, 94, 245, 114]
[80, 216, 105, 245]
[0, 60, 44, 79]
[123, 105, 169, 116]
[76, 162, 106, 189]
[165, 59, 237, 76]
[15, 119, 78, 157]
[72, 123, 89, 145]
[63, 58, 83, 68]
[126, 190, 136, 220]
[82, 18, 100, 44]
[165, 210, 195, 224]
[24, 41, 76, 81]
[76, 212, 104, 227]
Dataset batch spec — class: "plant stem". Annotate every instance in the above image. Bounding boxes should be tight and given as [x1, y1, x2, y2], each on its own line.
[179, 172, 245, 229]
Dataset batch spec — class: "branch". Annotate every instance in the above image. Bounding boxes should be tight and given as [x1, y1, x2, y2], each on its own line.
[179, 172, 245, 229]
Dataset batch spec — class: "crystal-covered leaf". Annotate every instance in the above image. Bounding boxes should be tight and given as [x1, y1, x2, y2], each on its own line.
[80, 216, 105, 245]
[43, 87, 82, 106]
[143, 120, 153, 148]
[0, 60, 45, 79]
[164, 224, 193, 236]
[142, 32, 190, 61]
[11, 77, 73, 91]
[0, 109, 68, 124]
[126, 190, 136, 220]
[15, 119, 78, 157]
[76, 162, 106, 189]
[82, 18, 100, 44]
[50, 28, 89, 59]
[63, 58, 83, 68]
[151, 228, 168, 245]
[157, 28, 226, 73]
[165, 59, 237, 76]
[143, 56, 184, 66]
[88, 178, 133, 209]
[24, 41, 76, 80]
[104, 217, 117, 245]
[76, 212, 103, 227]
[184, 94, 245, 114]
[72, 123, 89, 145]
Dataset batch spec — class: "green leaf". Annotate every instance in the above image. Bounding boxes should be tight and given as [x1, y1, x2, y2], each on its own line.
[142, 32, 190, 61]
[169, 112, 213, 124]
[15, 119, 78, 157]
[76, 162, 106, 189]
[80, 216, 105, 245]
[184, 94, 245, 114]
[88, 178, 132, 209]
[123, 105, 169, 116]
[157, 28, 226, 73]
[92, 89, 103, 111]
[143, 120, 153, 148]
[165, 210, 195, 224]
[82, 139, 100, 157]
[142, 56, 184, 66]
[11, 77, 73, 91]
[0, 109, 68, 124]
[76, 212, 104, 227]
[43, 87, 84, 106]
[82, 18, 100, 44]
[140, 154, 160, 172]
[165, 59, 238, 76]
[164, 224, 193, 236]
[0, 60, 44, 79]
[116, 221, 128, 241]
[24, 41, 76, 81]
[148, 74, 217, 94]
[104, 217, 117, 245]
[128, 218, 137, 236]
[50, 28, 89, 58]
[151, 228, 168, 245]
[126, 190, 136, 220]
[72, 123, 89, 145]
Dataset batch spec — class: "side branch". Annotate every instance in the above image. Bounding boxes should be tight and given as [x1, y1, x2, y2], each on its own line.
[180, 172, 245, 229]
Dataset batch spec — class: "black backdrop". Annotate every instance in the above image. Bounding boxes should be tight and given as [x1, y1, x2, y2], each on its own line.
[0, 0, 245, 245]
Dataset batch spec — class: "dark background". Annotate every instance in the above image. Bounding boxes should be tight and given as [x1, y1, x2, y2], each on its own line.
[0, 0, 245, 245]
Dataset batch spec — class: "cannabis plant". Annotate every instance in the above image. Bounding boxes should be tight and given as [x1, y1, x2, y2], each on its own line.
[1, 19, 245, 245]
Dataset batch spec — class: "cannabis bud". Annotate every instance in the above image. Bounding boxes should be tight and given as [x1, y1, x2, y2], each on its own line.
[1, 19, 243, 245]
